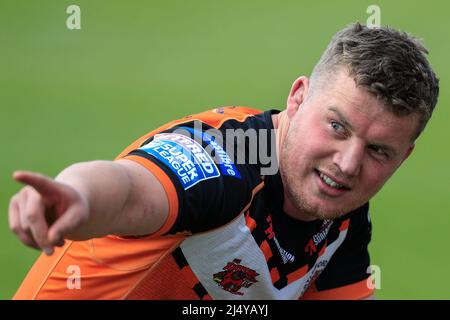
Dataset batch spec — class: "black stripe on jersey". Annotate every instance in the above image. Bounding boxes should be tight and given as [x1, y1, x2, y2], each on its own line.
[128, 149, 160, 163]
[273, 273, 287, 290]
[193, 282, 209, 300]
[172, 247, 189, 269]
[172, 247, 210, 299]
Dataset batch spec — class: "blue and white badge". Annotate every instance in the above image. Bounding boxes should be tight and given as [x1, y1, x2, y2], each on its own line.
[139, 133, 220, 190]
[179, 127, 241, 179]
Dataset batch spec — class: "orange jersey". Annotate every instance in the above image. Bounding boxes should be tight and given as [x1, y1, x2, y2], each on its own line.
[14, 107, 373, 300]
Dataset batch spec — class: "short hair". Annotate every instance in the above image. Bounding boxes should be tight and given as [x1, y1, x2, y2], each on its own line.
[310, 22, 439, 140]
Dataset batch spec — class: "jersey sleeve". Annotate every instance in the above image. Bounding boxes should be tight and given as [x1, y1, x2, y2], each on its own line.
[301, 203, 374, 300]
[116, 124, 262, 237]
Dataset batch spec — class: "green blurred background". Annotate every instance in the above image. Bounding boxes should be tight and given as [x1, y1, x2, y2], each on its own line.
[1, 0, 449, 299]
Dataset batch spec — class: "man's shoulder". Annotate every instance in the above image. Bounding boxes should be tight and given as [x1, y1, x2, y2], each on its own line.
[167, 106, 266, 131]
[116, 106, 273, 159]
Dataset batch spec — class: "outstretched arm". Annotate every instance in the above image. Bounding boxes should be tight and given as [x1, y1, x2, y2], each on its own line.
[8, 159, 168, 255]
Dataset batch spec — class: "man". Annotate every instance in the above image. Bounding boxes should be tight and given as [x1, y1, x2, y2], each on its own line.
[9, 23, 439, 299]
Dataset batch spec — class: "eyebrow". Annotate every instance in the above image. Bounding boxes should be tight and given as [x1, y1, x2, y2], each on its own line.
[328, 107, 354, 131]
[327, 107, 398, 157]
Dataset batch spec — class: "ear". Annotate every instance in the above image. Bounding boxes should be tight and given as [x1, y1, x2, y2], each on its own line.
[286, 76, 310, 119]
[401, 143, 415, 164]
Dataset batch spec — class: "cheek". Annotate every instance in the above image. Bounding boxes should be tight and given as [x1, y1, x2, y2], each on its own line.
[299, 125, 335, 159]
[360, 163, 394, 193]
[284, 116, 335, 170]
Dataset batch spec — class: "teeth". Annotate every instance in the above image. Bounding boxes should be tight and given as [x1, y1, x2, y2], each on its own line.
[319, 172, 344, 189]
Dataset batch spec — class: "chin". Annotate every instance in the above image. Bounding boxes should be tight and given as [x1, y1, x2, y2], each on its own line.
[311, 196, 367, 219]
[287, 189, 362, 221]
[303, 205, 345, 221]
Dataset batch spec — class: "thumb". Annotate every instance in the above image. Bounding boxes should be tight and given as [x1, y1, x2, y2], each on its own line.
[47, 204, 87, 245]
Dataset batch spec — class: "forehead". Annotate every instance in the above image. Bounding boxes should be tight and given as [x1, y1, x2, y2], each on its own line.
[311, 69, 418, 144]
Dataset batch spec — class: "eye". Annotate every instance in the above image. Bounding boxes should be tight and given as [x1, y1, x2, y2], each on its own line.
[369, 144, 388, 158]
[330, 121, 346, 134]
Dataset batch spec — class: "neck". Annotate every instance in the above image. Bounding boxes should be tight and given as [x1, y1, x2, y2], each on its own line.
[272, 111, 290, 163]
[272, 111, 318, 222]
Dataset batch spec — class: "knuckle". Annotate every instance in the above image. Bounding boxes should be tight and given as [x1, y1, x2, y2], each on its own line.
[10, 194, 21, 208]
[27, 187, 40, 198]
[17, 191, 27, 202]
[22, 186, 38, 198]
[26, 210, 40, 223]
[21, 186, 32, 195]
[28, 191, 43, 204]
[11, 193, 20, 203]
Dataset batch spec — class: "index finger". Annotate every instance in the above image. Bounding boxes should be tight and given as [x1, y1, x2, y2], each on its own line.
[13, 171, 60, 200]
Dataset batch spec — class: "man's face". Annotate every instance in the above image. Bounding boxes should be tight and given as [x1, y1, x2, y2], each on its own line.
[280, 69, 418, 221]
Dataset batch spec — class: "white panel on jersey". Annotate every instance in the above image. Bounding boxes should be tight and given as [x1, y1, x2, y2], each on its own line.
[179, 214, 348, 299]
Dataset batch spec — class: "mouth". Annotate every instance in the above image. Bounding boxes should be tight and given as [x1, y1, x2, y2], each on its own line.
[314, 169, 351, 196]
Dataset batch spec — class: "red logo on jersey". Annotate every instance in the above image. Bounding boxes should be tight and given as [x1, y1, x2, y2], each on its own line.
[213, 259, 259, 296]
[305, 220, 333, 256]
[265, 215, 275, 239]
[305, 239, 317, 256]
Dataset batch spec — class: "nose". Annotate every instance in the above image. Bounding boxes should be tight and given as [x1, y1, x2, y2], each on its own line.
[333, 141, 364, 177]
